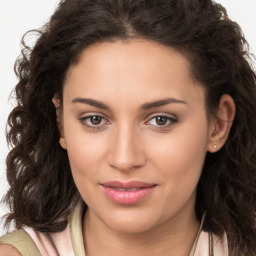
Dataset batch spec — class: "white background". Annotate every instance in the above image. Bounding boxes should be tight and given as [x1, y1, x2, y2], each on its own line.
[0, 0, 256, 235]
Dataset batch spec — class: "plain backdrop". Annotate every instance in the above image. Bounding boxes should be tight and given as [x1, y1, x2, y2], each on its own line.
[0, 0, 256, 235]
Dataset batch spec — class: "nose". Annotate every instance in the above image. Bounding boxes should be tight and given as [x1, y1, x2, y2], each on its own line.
[108, 125, 146, 172]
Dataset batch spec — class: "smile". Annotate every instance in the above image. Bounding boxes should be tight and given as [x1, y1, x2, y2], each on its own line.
[101, 181, 157, 205]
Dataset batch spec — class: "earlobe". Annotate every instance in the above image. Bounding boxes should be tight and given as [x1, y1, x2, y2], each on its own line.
[52, 97, 61, 108]
[207, 94, 236, 153]
[59, 137, 67, 149]
[52, 95, 67, 150]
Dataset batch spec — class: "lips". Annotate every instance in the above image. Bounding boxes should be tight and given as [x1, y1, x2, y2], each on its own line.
[101, 181, 156, 205]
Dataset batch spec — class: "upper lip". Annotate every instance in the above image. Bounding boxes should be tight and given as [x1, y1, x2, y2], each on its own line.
[101, 181, 156, 189]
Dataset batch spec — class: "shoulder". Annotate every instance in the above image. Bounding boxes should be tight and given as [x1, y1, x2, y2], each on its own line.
[0, 244, 22, 256]
[0, 229, 41, 256]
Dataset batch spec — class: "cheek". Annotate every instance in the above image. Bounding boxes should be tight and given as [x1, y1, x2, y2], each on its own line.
[148, 118, 208, 190]
[146, 123, 208, 220]
[64, 133, 107, 203]
[63, 122, 107, 181]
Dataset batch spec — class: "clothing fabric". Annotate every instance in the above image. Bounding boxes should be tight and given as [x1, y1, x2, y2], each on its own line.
[0, 201, 228, 255]
[0, 229, 41, 256]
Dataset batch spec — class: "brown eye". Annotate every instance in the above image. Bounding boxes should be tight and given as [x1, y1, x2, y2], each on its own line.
[90, 116, 102, 125]
[79, 115, 107, 129]
[145, 115, 178, 128]
[155, 116, 168, 126]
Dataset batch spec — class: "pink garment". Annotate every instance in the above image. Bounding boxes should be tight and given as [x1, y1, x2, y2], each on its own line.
[24, 225, 75, 256]
[194, 230, 228, 256]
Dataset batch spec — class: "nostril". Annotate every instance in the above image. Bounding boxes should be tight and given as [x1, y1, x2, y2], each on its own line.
[108, 149, 146, 172]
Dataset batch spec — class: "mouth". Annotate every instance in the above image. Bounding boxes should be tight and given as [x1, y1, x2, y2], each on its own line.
[100, 181, 157, 205]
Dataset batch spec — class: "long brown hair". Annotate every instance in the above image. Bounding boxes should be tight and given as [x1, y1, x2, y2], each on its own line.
[3, 0, 256, 254]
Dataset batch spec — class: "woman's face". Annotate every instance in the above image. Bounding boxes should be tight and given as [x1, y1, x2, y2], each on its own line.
[60, 40, 213, 233]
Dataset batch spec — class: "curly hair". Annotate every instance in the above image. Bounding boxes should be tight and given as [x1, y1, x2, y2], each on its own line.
[3, 0, 256, 255]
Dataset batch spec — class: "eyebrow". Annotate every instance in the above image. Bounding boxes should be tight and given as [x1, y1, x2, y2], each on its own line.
[71, 97, 187, 110]
[141, 98, 187, 110]
[72, 97, 110, 110]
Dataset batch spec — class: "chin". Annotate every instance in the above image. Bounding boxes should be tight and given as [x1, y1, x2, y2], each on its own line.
[100, 210, 160, 234]
[109, 220, 155, 234]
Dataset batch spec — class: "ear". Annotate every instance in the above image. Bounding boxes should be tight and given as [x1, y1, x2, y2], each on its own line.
[52, 96, 67, 149]
[207, 94, 236, 153]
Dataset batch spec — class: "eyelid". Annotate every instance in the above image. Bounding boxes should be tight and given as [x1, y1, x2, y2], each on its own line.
[144, 113, 178, 128]
[79, 112, 110, 130]
[144, 112, 177, 121]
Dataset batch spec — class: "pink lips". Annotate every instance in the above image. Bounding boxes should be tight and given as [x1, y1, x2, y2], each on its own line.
[101, 181, 156, 205]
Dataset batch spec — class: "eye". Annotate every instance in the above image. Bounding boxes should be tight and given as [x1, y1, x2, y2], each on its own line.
[79, 115, 109, 129]
[153, 116, 169, 126]
[145, 115, 177, 127]
[88, 116, 103, 125]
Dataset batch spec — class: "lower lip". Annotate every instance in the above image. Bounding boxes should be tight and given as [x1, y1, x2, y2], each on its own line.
[102, 186, 156, 205]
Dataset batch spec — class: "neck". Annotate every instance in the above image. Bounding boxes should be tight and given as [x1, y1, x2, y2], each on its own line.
[83, 209, 200, 256]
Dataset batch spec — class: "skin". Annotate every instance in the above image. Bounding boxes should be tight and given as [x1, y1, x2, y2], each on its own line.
[55, 40, 235, 256]
[0, 245, 21, 255]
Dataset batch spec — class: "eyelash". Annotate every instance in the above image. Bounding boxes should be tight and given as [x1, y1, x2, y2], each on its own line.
[144, 114, 178, 129]
[79, 114, 109, 130]
[79, 114, 178, 131]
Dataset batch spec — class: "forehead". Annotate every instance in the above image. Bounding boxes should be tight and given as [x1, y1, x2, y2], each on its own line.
[64, 40, 205, 110]
[67, 39, 194, 81]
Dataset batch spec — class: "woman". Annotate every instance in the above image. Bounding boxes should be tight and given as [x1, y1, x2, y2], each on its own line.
[0, 0, 256, 255]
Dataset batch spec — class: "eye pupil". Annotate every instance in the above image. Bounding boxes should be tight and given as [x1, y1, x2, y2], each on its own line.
[156, 116, 168, 125]
[90, 116, 102, 125]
